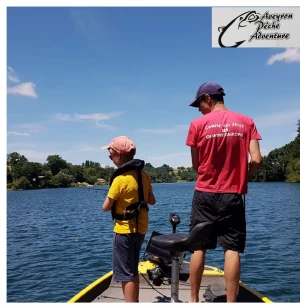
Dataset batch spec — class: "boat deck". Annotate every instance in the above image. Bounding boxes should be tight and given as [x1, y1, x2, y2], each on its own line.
[93, 273, 227, 303]
[69, 260, 268, 303]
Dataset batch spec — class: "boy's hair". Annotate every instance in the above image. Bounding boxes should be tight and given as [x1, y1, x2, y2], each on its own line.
[122, 149, 135, 161]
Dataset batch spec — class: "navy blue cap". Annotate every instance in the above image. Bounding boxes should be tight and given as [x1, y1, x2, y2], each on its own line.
[189, 82, 225, 107]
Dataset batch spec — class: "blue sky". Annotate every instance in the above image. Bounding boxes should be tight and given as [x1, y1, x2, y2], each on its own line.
[6, 6, 300, 168]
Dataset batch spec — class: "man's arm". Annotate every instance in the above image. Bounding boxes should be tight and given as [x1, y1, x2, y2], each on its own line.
[248, 139, 263, 181]
[191, 146, 199, 172]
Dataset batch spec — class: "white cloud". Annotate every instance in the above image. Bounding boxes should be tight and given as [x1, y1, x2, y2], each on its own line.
[70, 9, 104, 42]
[55, 112, 123, 123]
[10, 123, 45, 134]
[254, 109, 300, 128]
[147, 152, 192, 168]
[68, 144, 102, 153]
[95, 122, 116, 130]
[137, 125, 188, 134]
[7, 142, 35, 147]
[55, 113, 73, 121]
[75, 112, 122, 121]
[7, 131, 30, 136]
[148, 152, 188, 160]
[267, 48, 300, 65]
[7, 67, 38, 99]
[18, 123, 45, 133]
[7, 82, 38, 98]
[79, 146, 97, 152]
[17, 150, 48, 162]
[7, 66, 20, 83]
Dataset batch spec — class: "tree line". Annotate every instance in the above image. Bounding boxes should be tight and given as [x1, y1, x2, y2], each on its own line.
[6, 120, 300, 190]
[252, 120, 300, 183]
[6, 154, 198, 190]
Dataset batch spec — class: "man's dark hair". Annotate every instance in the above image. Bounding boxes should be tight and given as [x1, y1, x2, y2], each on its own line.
[210, 94, 224, 103]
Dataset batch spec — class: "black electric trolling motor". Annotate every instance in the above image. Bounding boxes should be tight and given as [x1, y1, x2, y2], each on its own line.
[168, 212, 180, 233]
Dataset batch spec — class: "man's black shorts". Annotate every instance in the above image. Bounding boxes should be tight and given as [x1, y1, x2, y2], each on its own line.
[189, 190, 246, 253]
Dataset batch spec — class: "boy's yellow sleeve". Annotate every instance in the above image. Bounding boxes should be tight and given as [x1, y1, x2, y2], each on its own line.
[107, 177, 121, 200]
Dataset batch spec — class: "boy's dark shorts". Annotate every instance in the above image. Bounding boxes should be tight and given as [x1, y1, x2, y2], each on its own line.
[113, 232, 145, 282]
[189, 190, 246, 253]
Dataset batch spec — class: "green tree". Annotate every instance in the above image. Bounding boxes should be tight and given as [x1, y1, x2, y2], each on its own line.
[20, 162, 43, 188]
[7, 167, 13, 183]
[13, 176, 32, 190]
[46, 155, 68, 176]
[7, 152, 28, 166]
[144, 163, 154, 170]
[83, 167, 98, 184]
[70, 165, 85, 182]
[286, 158, 300, 183]
[264, 148, 287, 181]
[252, 119, 300, 182]
[48, 172, 73, 188]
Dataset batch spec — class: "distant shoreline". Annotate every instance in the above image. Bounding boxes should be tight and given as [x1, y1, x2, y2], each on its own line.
[6, 180, 193, 191]
[7, 180, 298, 192]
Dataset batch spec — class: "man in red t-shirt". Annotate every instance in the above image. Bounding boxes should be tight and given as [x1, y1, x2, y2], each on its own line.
[185, 82, 262, 302]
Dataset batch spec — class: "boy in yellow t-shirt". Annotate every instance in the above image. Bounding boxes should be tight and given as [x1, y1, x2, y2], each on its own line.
[101, 136, 156, 302]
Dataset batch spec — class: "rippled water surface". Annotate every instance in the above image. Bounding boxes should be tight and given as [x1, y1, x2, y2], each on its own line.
[7, 182, 300, 302]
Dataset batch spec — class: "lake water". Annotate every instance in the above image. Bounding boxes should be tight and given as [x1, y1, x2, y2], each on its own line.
[6, 182, 300, 303]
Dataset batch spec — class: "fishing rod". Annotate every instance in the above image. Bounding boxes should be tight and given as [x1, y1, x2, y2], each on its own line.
[76, 186, 109, 192]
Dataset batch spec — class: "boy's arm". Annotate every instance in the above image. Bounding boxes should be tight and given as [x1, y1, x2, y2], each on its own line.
[102, 196, 115, 212]
[147, 191, 156, 205]
[102, 177, 120, 212]
[143, 171, 156, 205]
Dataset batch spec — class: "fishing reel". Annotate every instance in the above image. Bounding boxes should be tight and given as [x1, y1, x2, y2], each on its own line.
[146, 212, 181, 286]
[147, 267, 165, 286]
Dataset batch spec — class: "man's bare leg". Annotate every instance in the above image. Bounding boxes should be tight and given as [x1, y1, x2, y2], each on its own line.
[189, 249, 206, 302]
[224, 249, 240, 302]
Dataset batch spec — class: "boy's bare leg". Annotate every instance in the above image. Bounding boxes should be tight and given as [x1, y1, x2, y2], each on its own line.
[122, 275, 139, 302]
